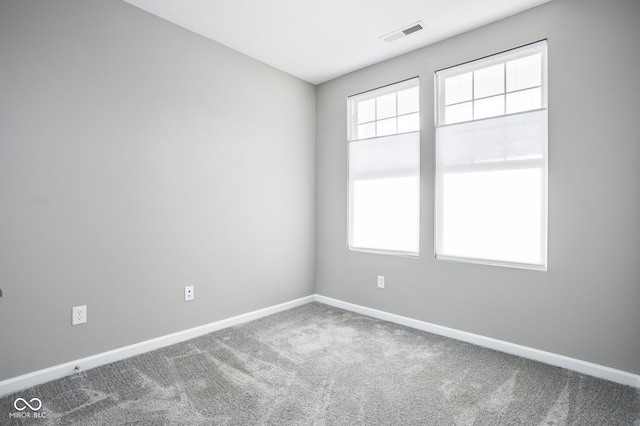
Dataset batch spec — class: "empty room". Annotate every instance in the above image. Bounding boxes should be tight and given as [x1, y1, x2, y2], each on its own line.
[1, 0, 639, 424]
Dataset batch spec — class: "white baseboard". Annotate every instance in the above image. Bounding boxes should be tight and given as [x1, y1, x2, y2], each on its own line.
[0, 295, 315, 398]
[314, 294, 640, 389]
[2, 293, 637, 398]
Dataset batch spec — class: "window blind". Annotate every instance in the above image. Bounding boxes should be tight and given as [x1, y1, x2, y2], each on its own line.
[435, 110, 547, 269]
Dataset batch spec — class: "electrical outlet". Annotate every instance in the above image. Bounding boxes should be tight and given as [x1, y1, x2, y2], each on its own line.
[377, 275, 385, 288]
[72, 305, 87, 325]
[184, 285, 194, 301]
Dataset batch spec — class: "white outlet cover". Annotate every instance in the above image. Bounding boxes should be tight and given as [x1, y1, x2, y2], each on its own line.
[72, 305, 87, 325]
[377, 276, 385, 288]
[184, 286, 194, 301]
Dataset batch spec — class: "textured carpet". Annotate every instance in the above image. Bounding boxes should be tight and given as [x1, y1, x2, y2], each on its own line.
[1, 302, 639, 425]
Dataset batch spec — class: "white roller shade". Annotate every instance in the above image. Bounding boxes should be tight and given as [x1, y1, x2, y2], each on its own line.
[349, 131, 420, 255]
[437, 109, 547, 167]
[349, 132, 420, 179]
[435, 109, 547, 269]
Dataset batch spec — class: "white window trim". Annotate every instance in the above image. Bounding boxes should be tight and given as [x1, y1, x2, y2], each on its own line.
[347, 78, 420, 257]
[434, 41, 548, 270]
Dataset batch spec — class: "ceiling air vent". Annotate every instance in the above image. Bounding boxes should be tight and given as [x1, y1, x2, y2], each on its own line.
[382, 21, 424, 42]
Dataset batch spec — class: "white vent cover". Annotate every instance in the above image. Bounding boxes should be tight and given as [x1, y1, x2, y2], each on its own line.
[381, 21, 425, 42]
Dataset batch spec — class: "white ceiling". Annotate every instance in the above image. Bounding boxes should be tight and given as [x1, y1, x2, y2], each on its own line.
[122, 0, 551, 85]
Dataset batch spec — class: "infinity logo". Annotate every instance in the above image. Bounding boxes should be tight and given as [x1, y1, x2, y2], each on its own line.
[13, 397, 42, 411]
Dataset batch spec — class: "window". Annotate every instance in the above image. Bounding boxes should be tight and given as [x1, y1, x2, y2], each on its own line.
[435, 41, 547, 270]
[348, 78, 420, 256]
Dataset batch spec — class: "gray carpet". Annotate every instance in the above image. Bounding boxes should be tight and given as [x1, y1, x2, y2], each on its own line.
[1, 302, 639, 425]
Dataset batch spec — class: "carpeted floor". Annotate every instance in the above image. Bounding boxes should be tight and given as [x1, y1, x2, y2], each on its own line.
[1, 302, 639, 425]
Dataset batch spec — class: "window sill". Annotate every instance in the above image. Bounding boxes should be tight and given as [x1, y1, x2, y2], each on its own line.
[348, 247, 419, 258]
[435, 254, 546, 271]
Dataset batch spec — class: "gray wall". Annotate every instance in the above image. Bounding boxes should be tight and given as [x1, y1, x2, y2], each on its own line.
[316, 0, 640, 375]
[1, 0, 638, 384]
[0, 0, 315, 381]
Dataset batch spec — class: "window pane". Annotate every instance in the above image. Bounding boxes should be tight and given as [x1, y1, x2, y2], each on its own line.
[398, 113, 419, 133]
[440, 168, 543, 265]
[377, 117, 396, 136]
[506, 87, 541, 114]
[474, 64, 504, 99]
[376, 93, 396, 120]
[352, 176, 419, 253]
[445, 102, 472, 124]
[357, 98, 376, 124]
[444, 72, 472, 105]
[474, 95, 504, 120]
[398, 86, 419, 115]
[357, 122, 376, 139]
[507, 54, 541, 92]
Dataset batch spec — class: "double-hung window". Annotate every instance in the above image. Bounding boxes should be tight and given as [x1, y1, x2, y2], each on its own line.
[348, 78, 420, 256]
[435, 41, 548, 270]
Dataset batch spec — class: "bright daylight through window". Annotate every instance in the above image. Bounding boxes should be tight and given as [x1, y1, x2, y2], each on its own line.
[348, 78, 420, 256]
[435, 41, 548, 270]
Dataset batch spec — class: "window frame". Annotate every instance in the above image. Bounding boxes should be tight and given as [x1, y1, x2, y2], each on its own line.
[347, 77, 421, 257]
[434, 40, 548, 270]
